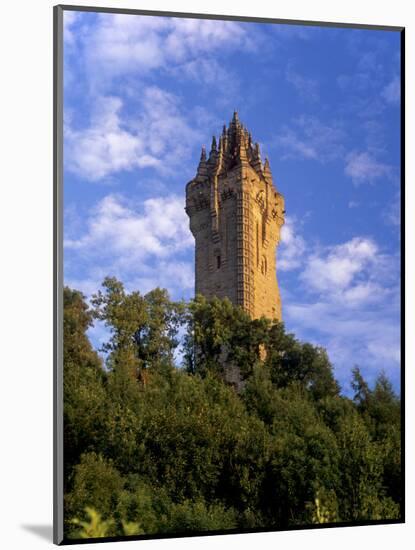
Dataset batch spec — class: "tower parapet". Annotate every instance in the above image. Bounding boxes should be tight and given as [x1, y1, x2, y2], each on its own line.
[185, 113, 285, 320]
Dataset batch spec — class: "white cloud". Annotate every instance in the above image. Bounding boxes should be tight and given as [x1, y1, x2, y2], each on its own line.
[81, 13, 251, 85]
[63, 13, 253, 183]
[344, 150, 392, 184]
[65, 277, 105, 299]
[129, 86, 202, 163]
[87, 320, 111, 356]
[281, 231, 400, 390]
[65, 96, 159, 181]
[301, 237, 378, 295]
[276, 132, 317, 160]
[285, 300, 400, 389]
[278, 216, 306, 271]
[65, 193, 192, 259]
[275, 115, 345, 162]
[169, 58, 239, 97]
[127, 261, 194, 296]
[65, 88, 202, 181]
[382, 76, 400, 104]
[64, 193, 194, 301]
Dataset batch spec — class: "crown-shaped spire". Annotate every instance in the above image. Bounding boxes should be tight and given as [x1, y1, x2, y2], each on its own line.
[191, 113, 274, 179]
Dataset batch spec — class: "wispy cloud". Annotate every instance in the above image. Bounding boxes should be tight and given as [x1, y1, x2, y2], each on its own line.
[64, 88, 203, 181]
[285, 300, 400, 390]
[64, 95, 159, 181]
[382, 191, 401, 227]
[279, 216, 306, 271]
[382, 76, 400, 104]
[64, 193, 194, 300]
[344, 150, 392, 185]
[269, 24, 318, 40]
[168, 58, 239, 98]
[78, 13, 252, 88]
[63, 11, 79, 45]
[285, 65, 319, 102]
[65, 193, 192, 259]
[275, 115, 345, 162]
[300, 237, 384, 304]
[280, 226, 400, 390]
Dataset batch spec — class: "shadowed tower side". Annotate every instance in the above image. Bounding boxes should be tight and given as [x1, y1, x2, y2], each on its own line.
[185, 112, 285, 321]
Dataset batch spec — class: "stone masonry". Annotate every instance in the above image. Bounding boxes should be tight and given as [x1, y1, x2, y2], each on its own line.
[185, 112, 285, 321]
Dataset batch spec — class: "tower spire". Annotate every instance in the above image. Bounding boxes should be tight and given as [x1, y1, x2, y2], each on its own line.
[263, 156, 273, 180]
[238, 130, 248, 166]
[252, 142, 263, 174]
[210, 135, 217, 152]
[197, 145, 208, 177]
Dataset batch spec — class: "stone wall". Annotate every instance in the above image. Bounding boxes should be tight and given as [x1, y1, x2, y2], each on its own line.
[186, 112, 285, 322]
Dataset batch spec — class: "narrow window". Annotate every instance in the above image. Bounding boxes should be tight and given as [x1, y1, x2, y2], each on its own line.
[217, 255, 221, 269]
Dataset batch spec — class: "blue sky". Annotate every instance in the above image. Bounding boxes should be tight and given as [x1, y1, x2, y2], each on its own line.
[63, 10, 401, 393]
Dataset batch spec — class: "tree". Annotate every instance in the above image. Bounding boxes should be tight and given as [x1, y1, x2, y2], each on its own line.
[91, 277, 147, 381]
[63, 286, 102, 373]
[63, 287, 107, 481]
[336, 411, 399, 521]
[92, 278, 184, 381]
[63, 284, 402, 538]
[139, 288, 185, 373]
[351, 369, 401, 506]
[265, 326, 340, 399]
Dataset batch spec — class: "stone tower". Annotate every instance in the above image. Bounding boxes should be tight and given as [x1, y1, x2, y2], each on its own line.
[185, 112, 285, 320]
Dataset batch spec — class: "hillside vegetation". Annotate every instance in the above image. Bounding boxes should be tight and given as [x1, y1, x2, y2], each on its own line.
[63, 277, 402, 540]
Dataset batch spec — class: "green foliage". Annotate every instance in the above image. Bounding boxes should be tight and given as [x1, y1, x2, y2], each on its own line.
[351, 367, 402, 506]
[162, 499, 237, 533]
[70, 507, 115, 539]
[65, 452, 124, 524]
[91, 277, 184, 380]
[69, 507, 143, 538]
[183, 294, 267, 379]
[306, 488, 339, 524]
[63, 281, 402, 539]
[63, 288, 107, 479]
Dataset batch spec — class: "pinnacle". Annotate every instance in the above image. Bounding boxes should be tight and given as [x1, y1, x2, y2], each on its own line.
[193, 114, 274, 177]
